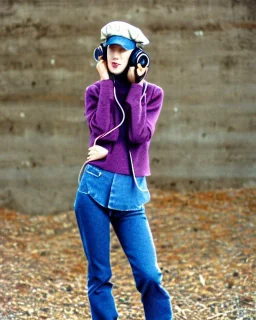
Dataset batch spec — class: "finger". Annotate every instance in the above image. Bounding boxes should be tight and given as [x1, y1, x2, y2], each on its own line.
[138, 66, 148, 77]
[88, 150, 97, 156]
[88, 146, 97, 152]
[137, 68, 145, 77]
[96, 60, 104, 67]
[137, 63, 142, 71]
[88, 154, 98, 160]
[87, 154, 98, 161]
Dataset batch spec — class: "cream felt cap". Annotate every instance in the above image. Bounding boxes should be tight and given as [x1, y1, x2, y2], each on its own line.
[100, 21, 150, 48]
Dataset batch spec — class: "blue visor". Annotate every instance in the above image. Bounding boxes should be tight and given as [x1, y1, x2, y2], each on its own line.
[106, 35, 136, 50]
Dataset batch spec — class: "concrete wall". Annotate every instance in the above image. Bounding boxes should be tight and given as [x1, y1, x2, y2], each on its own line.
[1, 0, 255, 215]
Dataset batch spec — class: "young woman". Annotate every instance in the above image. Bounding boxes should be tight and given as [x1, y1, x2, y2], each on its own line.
[74, 21, 173, 320]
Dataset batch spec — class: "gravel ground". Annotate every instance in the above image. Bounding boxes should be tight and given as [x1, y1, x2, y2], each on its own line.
[0, 187, 255, 319]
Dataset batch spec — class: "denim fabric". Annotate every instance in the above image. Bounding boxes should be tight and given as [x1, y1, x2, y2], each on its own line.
[74, 189, 173, 320]
[77, 163, 150, 211]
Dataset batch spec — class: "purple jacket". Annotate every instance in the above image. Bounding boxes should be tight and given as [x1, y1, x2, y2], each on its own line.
[84, 79, 164, 176]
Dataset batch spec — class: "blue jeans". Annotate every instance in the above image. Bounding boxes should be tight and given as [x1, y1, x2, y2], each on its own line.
[74, 190, 173, 319]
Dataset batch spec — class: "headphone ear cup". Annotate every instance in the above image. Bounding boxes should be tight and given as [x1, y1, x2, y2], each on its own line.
[129, 48, 150, 68]
[138, 51, 150, 68]
[128, 48, 138, 67]
[128, 48, 150, 83]
[93, 44, 107, 61]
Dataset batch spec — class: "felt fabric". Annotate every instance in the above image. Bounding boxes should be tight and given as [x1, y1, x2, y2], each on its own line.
[84, 79, 164, 177]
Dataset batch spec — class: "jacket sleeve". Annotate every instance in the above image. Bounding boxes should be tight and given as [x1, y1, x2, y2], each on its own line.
[85, 80, 119, 142]
[125, 83, 164, 144]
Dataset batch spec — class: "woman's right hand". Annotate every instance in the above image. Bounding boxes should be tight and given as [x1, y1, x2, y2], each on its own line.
[96, 56, 109, 80]
[87, 145, 108, 161]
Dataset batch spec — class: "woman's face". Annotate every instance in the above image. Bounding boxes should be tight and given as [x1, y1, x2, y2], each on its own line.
[107, 44, 133, 74]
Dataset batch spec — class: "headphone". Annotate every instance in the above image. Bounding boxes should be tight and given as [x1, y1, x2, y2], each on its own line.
[93, 43, 150, 83]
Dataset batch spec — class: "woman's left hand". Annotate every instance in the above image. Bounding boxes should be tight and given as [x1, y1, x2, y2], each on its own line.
[127, 63, 148, 86]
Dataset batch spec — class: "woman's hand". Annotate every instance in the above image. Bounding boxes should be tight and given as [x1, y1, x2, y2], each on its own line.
[87, 145, 108, 161]
[127, 63, 148, 86]
[96, 56, 109, 80]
